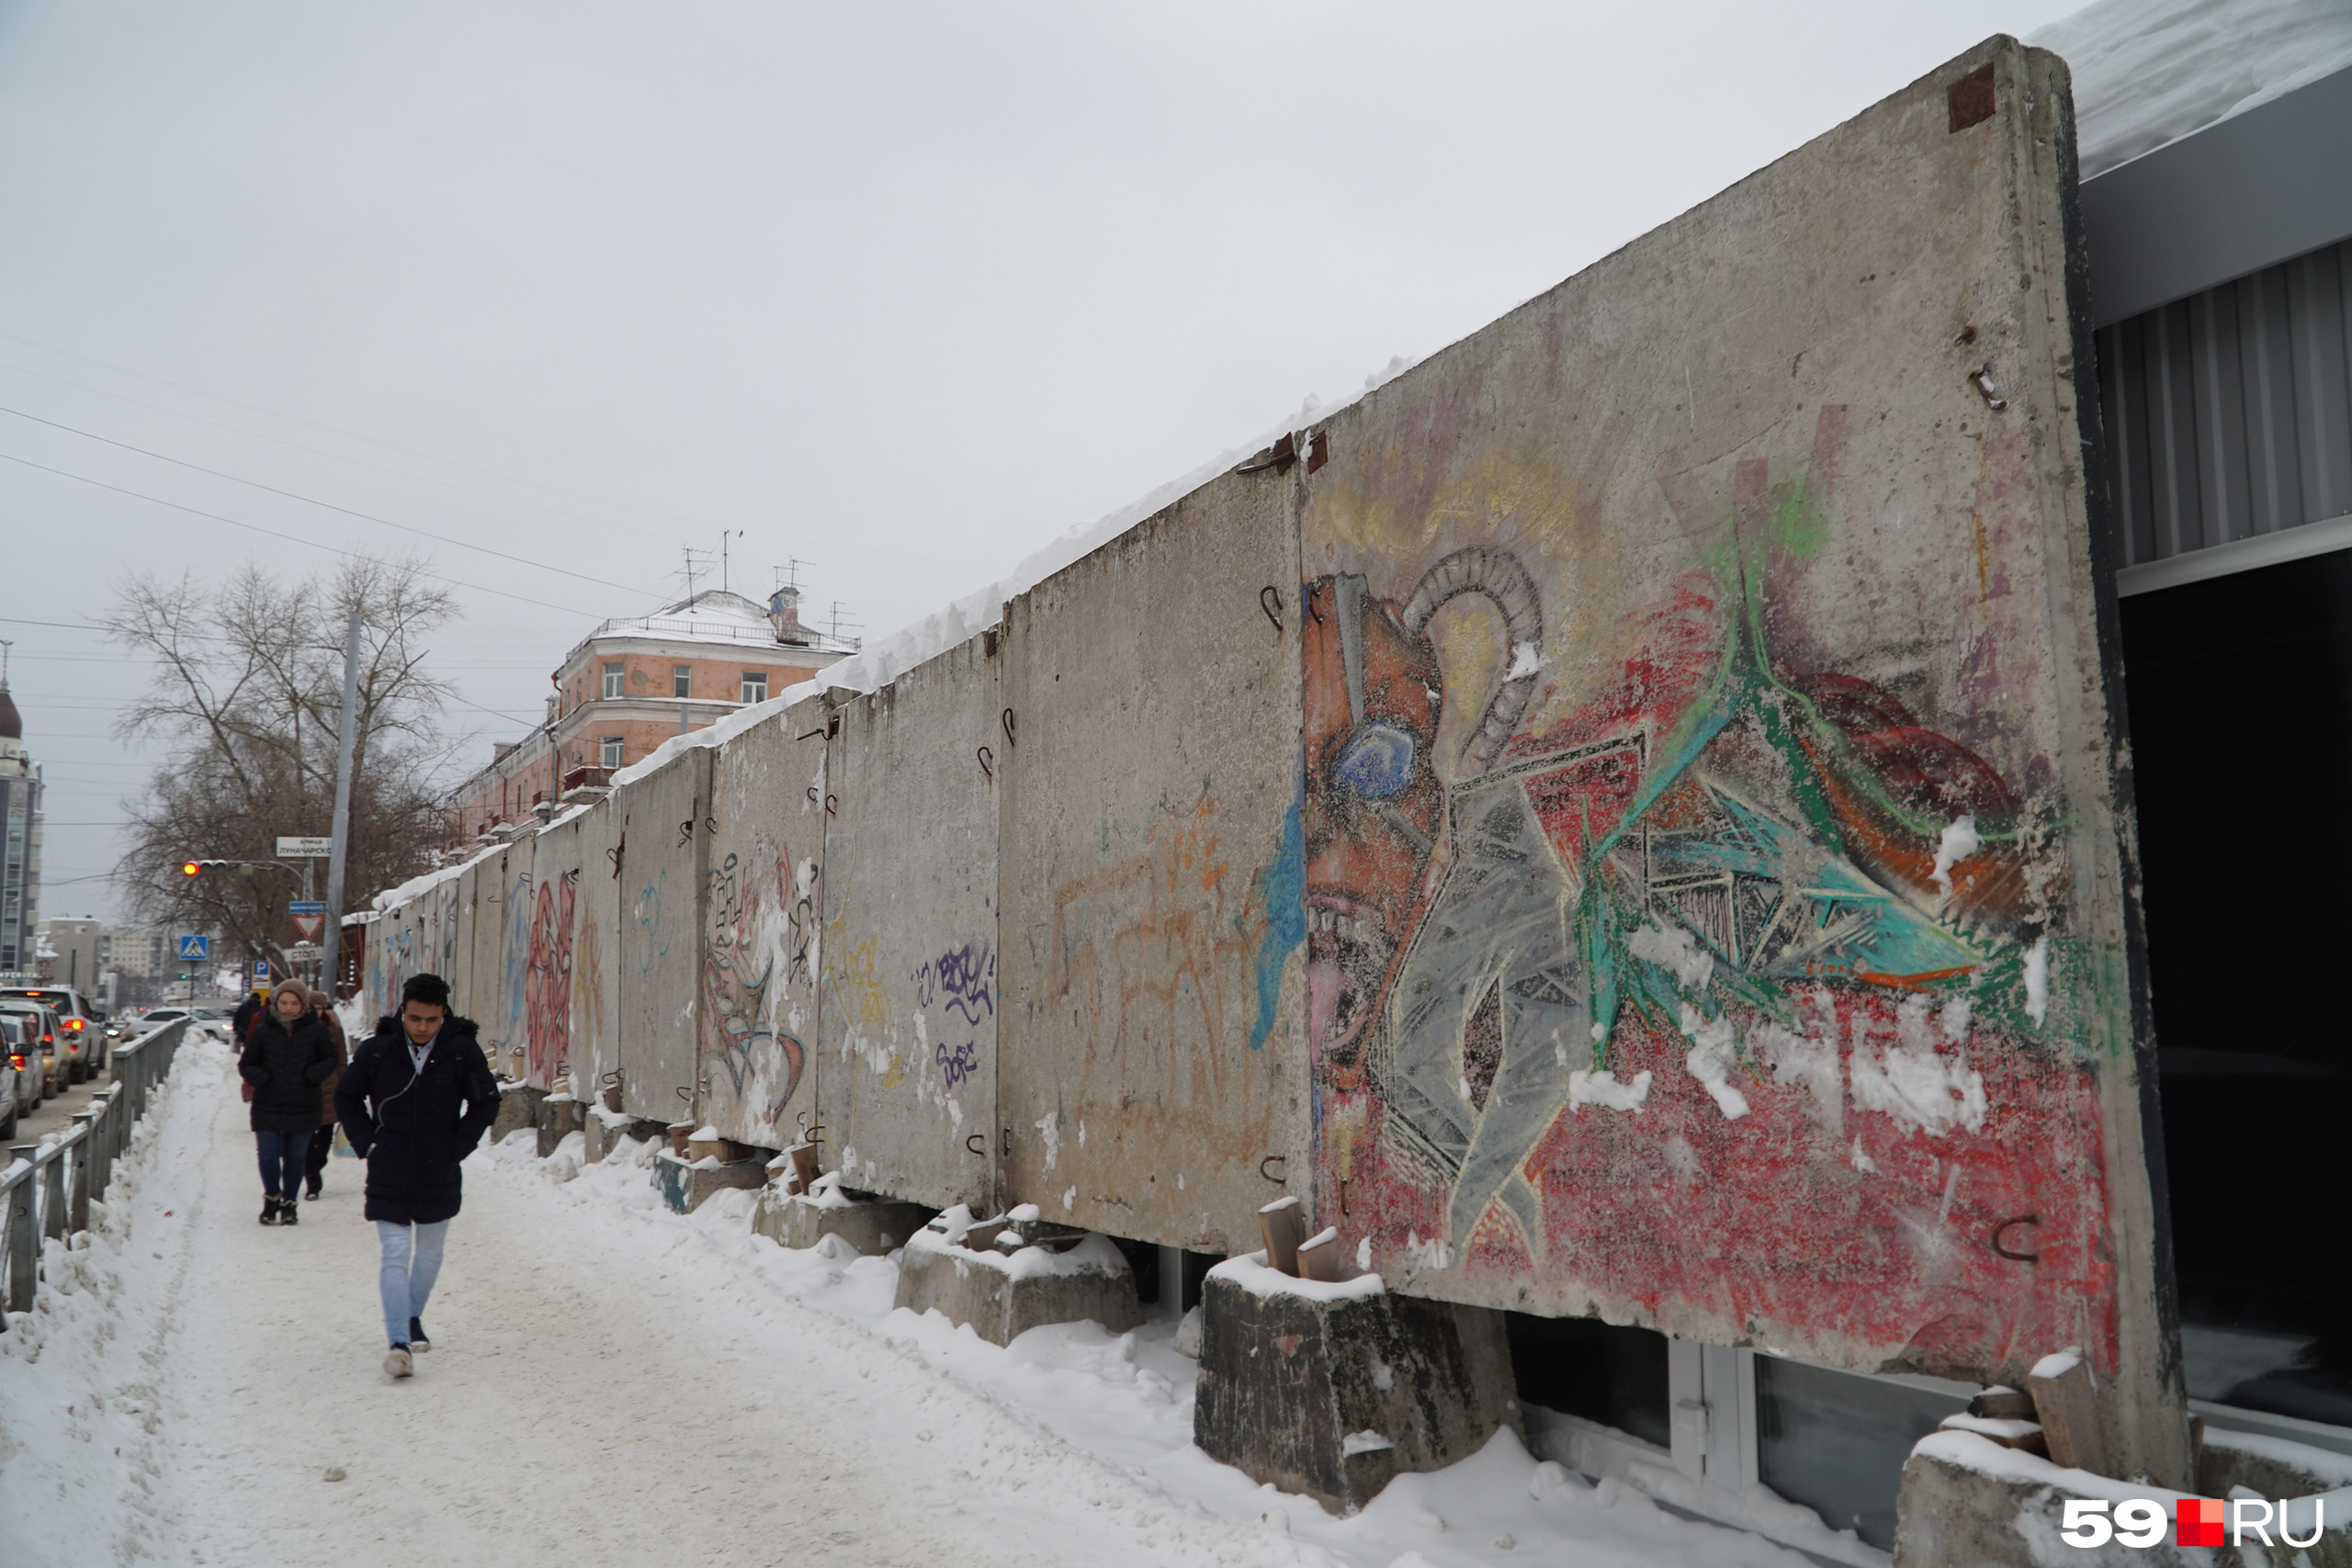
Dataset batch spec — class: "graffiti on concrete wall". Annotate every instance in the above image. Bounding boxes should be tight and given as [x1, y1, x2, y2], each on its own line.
[526, 870, 577, 1088]
[912, 942, 993, 1092]
[699, 837, 810, 1132]
[1050, 796, 1274, 1145]
[1309, 411, 2111, 1380]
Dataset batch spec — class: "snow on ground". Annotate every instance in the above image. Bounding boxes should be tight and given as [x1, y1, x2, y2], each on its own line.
[3, 1041, 1862, 1567]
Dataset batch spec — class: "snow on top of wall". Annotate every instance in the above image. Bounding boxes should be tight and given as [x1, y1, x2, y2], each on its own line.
[2034, 0, 2352, 177]
[609, 355, 1418, 791]
[369, 835, 507, 913]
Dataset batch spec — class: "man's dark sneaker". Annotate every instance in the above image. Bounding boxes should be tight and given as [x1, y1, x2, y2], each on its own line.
[409, 1317, 429, 1352]
[278, 1196, 300, 1225]
[305, 1175, 322, 1200]
[260, 1196, 279, 1225]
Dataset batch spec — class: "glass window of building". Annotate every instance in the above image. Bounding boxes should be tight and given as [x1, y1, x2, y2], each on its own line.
[600, 736, 623, 769]
[741, 671, 767, 704]
[673, 664, 692, 699]
[602, 661, 624, 699]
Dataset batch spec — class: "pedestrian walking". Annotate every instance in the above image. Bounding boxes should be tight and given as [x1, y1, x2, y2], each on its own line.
[232, 987, 264, 1043]
[238, 979, 337, 1227]
[334, 973, 500, 1381]
[303, 990, 349, 1200]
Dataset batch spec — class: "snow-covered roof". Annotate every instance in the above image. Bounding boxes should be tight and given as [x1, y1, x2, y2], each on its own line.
[2035, 0, 2352, 177]
[560, 589, 857, 669]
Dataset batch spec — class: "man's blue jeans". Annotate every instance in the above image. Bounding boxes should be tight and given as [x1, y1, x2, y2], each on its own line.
[376, 1220, 449, 1348]
[254, 1129, 311, 1199]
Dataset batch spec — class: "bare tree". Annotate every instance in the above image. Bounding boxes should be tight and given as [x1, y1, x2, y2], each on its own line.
[107, 554, 460, 984]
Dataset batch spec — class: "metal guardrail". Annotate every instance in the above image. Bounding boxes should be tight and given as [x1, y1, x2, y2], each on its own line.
[0, 1016, 188, 1323]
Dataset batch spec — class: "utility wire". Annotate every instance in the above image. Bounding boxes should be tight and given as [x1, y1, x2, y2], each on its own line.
[0, 403, 664, 600]
[0, 448, 601, 617]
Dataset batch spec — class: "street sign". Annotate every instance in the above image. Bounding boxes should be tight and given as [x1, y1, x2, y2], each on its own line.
[287, 943, 322, 964]
[254, 958, 271, 982]
[177, 934, 209, 961]
[289, 899, 327, 941]
[277, 836, 334, 858]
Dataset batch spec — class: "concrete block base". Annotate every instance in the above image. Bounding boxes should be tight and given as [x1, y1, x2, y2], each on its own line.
[653, 1151, 767, 1213]
[1193, 1256, 1521, 1515]
[892, 1229, 1143, 1347]
[536, 1093, 584, 1157]
[581, 1112, 662, 1164]
[754, 1192, 935, 1256]
[1897, 1429, 2352, 1568]
[492, 1083, 545, 1146]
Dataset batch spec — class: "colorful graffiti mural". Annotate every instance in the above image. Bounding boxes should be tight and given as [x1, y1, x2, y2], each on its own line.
[526, 870, 577, 1088]
[1307, 413, 2110, 1382]
[699, 836, 811, 1133]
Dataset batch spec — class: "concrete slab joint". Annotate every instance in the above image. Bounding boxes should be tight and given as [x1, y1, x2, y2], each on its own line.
[535, 1091, 584, 1158]
[492, 1082, 546, 1147]
[1192, 1253, 1521, 1515]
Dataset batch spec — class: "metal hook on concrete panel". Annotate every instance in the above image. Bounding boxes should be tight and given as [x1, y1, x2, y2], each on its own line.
[1339, 1178, 1349, 1215]
[796, 726, 827, 741]
[977, 745, 994, 782]
[674, 1085, 695, 1107]
[1971, 367, 2008, 411]
[1992, 1213, 2041, 1263]
[824, 794, 838, 817]
[1001, 707, 1017, 748]
[1260, 585, 1283, 639]
[966, 1134, 986, 1156]
[1259, 1155, 1287, 1186]
[807, 786, 820, 807]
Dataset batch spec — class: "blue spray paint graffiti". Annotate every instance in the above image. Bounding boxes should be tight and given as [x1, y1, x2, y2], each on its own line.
[1248, 795, 1306, 1051]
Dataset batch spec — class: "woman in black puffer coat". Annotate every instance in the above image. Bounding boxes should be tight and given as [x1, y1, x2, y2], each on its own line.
[239, 979, 337, 1226]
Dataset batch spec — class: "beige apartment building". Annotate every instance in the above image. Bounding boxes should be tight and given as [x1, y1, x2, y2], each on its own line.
[446, 586, 853, 846]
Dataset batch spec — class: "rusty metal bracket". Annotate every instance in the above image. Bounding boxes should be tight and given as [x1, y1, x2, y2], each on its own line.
[1001, 707, 1017, 748]
[796, 726, 827, 741]
[1260, 585, 1283, 639]
[1992, 1213, 2041, 1263]
[1259, 1155, 1287, 1186]
[1339, 1178, 1349, 1215]
[1306, 430, 1329, 474]
[1237, 431, 1297, 475]
[977, 745, 994, 782]
[1971, 367, 2008, 411]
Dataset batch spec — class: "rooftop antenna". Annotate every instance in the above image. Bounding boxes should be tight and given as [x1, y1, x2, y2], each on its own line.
[829, 601, 864, 649]
[720, 528, 744, 592]
[0, 638, 11, 687]
[680, 547, 717, 604]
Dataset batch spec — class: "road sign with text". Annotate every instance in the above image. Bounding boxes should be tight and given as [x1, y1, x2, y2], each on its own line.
[277, 836, 334, 858]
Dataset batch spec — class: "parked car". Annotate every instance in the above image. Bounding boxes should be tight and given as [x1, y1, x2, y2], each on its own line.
[0, 1015, 28, 1133]
[0, 1001, 67, 1099]
[139, 1007, 232, 1043]
[0, 987, 102, 1082]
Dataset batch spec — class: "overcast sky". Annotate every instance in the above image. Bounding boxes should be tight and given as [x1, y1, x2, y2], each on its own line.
[0, 0, 2085, 926]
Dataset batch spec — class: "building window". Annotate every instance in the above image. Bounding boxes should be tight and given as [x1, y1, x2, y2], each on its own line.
[600, 736, 624, 769]
[603, 661, 624, 699]
[741, 671, 768, 703]
[673, 664, 692, 699]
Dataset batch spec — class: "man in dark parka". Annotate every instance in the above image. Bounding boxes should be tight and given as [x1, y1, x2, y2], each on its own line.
[334, 972, 499, 1381]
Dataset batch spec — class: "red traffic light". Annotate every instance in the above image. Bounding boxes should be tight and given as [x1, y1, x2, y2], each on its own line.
[182, 861, 202, 876]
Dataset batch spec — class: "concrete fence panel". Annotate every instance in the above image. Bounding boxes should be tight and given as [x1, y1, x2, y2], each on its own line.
[571, 799, 624, 1112]
[997, 472, 1308, 1254]
[697, 699, 829, 1150]
[529, 809, 590, 1092]
[616, 747, 712, 1124]
[1292, 37, 2184, 1482]
[488, 829, 539, 1087]
[821, 637, 1001, 1213]
[465, 854, 505, 1044]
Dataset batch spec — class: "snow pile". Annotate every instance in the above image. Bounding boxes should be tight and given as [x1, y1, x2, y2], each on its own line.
[0, 1038, 226, 1565]
[2035, 0, 2352, 176]
[611, 361, 1419, 790]
[1207, 1249, 1387, 1305]
[483, 1135, 1878, 1568]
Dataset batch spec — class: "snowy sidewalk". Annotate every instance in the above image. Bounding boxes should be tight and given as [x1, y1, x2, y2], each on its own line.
[1, 1039, 1872, 1568]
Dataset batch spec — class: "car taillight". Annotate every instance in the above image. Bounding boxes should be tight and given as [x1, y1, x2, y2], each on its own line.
[7, 1053, 23, 1070]
[64, 1019, 83, 1031]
